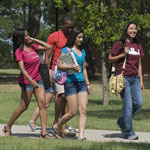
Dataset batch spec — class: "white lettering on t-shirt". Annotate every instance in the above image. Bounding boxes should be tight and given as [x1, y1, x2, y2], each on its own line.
[128, 48, 140, 55]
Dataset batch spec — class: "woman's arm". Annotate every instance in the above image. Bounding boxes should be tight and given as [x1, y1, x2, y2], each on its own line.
[138, 58, 144, 91]
[45, 48, 53, 85]
[57, 52, 80, 72]
[83, 61, 91, 94]
[30, 37, 51, 51]
[108, 47, 129, 63]
[18, 61, 39, 88]
[45, 47, 53, 68]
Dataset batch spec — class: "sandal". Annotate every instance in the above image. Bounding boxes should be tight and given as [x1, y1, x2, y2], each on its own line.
[40, 133, 52, 139]
[62, 129, 76, 137]
[52, 125, 62, 139]
[78, 137, 87, 141]
[28, 122, 37, 132]
[3, 125, 12, 136]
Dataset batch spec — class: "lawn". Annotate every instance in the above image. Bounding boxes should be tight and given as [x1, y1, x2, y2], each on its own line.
[0, 77, 149, 132]
[1, 137, 150, 150]
[0, 69, 150, 150]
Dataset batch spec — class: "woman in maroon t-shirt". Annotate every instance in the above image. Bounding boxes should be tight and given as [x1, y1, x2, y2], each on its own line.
[3, 28, 52, 139]
[109, 21, 144, 140]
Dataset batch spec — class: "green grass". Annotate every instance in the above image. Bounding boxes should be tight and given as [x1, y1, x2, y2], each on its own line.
[0, 69, 20, 75]
[0, 137, 150, 150]
[0, 75, 150, 131]
[1, 69, 150, 149]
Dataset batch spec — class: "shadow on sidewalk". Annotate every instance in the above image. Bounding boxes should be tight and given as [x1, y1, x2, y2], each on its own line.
[7, 127, 78, 140]
[103, 133, 124, 139]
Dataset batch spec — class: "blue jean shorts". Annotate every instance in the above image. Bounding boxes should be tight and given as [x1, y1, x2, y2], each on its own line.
[64, 81, 88, 96]
[19, 78, 44, 91]
[45, 83, 56, 93]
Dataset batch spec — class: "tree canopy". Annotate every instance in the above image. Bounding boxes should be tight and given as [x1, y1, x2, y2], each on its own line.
[1, 0, 150, 104]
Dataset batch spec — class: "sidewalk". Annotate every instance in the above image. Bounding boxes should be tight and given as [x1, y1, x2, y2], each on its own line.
[0, 124, 149, 143]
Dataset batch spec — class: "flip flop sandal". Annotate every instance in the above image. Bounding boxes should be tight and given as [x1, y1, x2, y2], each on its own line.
[52, 126, 62, 139]
[62, 129, 76, 137]
[3, 125, 12, 136]
[40, 133, 53, 139]
[78, 137, 87, 141]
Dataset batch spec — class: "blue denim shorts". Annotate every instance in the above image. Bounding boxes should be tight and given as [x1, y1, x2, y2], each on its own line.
[19, 78, 44, 91]
[64, 81, 88, 96]
[45, 83, 56, 93]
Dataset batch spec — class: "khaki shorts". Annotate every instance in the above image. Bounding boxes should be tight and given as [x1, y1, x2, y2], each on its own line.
[54, 82, 64, 95]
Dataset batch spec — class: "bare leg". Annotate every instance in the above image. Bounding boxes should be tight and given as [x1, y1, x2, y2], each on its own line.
[78, 92, 88, 139]
[56, 95, 78, 129]
[29, 92, 54, 126]
[4, 90, 32, 136]
[34, 87, 47, 135]
[61, 97, 67, 131]
[7, 90, 32, 128]
[53, 94, 66, 125]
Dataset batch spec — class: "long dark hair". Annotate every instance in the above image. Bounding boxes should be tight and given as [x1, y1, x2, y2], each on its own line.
[13, 28, 25, 60]
[65, 27, 84, 49]
[120, 21, 140, 47]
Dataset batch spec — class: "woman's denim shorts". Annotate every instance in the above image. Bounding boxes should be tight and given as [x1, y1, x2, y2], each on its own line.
[64, 81, 88, 96]
[45, 83, 56, 93]
[19, 78, 44, 91]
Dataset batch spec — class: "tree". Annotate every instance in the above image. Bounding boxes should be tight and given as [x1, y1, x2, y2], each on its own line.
[0, 0, 43, 67]
[53, 0, 150, 105]
[28, 0, 41, 37]
[1, 0, 150, 95]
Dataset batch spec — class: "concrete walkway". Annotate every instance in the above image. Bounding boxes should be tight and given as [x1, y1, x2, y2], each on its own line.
[0, 124, 149, 143]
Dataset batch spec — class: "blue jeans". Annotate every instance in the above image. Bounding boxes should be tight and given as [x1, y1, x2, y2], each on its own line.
[117, 75, 143, 137]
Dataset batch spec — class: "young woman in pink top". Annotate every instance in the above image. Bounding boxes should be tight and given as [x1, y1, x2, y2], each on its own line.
[3, 28, 52, 139]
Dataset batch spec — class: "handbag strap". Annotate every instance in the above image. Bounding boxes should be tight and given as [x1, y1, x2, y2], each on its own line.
[111, 41, 127, 74]
[122, 55, 127, 72]
[111, 55, 127, 74]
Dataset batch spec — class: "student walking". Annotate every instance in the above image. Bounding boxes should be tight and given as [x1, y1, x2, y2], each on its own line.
[53, 27, 91, 140]
[3, 28, 52, 139]
[28, 86, 55, 131]
[46, 16, 75, 135]
[108, 21, 144, 140]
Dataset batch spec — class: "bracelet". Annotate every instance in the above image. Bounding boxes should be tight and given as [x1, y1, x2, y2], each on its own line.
[28, 77, 32, 81]
[86, 84, 90, 86]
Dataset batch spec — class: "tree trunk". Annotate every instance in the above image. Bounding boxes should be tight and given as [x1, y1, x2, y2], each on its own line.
[23, 3, 26, 29]
[101, 0, 109, 105]
[101, 43, 109, 105]
[28, 2, 41, 37]
[55, 7, 58, 31]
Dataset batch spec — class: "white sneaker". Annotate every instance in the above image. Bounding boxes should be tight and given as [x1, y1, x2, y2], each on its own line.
[28, 122, 37, 132]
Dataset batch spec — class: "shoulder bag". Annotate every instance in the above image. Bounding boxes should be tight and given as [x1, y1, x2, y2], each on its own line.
[52, 47, 71, 85]
[109, 44, 127, 95]
[39, 54, 51, 89]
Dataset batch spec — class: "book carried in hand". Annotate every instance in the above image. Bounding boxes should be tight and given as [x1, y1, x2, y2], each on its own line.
[60, 52, 80, 75]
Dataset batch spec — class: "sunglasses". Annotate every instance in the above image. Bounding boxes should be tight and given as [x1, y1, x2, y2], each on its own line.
[64, 26, 74, 29]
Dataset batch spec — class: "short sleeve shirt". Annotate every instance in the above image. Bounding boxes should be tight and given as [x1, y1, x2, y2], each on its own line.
[47, 30, 68, 70]
[61, 47, 86, 82]
[15, 44, 41, 84]
[111, 41, 144, 76]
